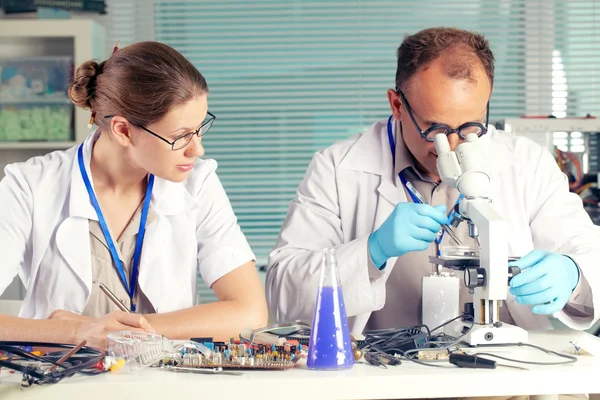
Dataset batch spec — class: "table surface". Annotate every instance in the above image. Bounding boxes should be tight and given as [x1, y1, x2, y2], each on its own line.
[2, 329, 600, 400]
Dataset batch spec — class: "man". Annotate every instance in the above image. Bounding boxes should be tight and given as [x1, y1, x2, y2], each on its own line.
[266, 27, 598, 336]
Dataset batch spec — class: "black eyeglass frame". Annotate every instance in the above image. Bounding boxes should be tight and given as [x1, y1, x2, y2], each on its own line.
[396, 88, 489, 143]
[102, 111, 216, 151]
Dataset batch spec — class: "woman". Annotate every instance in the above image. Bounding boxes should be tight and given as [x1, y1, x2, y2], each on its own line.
[0, 42, 267, 349]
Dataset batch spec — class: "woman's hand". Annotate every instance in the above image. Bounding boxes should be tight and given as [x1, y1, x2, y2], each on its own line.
[48, 309, 92, 322]
[50, 310, 155, 349]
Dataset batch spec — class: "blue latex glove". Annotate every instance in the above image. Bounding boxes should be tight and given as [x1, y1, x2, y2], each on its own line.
[509, 250, 580, 315]
[368, 203, 447, 268]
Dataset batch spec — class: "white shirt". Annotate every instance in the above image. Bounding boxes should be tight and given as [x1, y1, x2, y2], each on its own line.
[266, 120, 600, 336]
[0, 132, 255, 318]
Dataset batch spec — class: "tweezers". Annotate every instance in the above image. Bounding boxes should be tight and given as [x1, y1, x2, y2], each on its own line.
[404, 181, 463, 246]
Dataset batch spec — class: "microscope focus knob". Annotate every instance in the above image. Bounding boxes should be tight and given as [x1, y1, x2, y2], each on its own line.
[507, 266, 521, 285]
[464, 267, 485, 289]
[508, 266, 521, 278]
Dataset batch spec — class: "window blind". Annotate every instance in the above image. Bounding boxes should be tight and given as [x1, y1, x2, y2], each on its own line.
[152, 0, 598, 301]
[552, 1, 599, 119]
[103, 0, 154, 55]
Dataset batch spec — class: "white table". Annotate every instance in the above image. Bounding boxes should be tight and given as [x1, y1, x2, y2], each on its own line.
[1, 329, 600, 400]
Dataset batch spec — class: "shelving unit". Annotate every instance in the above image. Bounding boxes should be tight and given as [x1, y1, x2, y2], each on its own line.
[495, 117, 600, 152]
[0, 141, 76, 150]
[0, 18, 106, 148]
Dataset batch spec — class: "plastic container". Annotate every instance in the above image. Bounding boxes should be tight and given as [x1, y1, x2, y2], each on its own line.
[0, 57, 74, 141]
[0, 103, 73, 141]
[107, 331, 169, 372]
[307, 248, 354, 371]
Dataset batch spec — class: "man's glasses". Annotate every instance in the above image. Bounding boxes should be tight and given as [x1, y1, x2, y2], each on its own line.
[396, 89, 489, 142]
[103, 111, 216, 151]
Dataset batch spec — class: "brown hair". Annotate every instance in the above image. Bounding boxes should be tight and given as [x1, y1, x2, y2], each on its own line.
[395, 27, 495, 92]
[68, 41, 208, 128]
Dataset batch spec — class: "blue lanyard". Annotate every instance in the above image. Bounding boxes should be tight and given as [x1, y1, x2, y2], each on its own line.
[77, 144, 154, 312]
[386, 116, 462, 252]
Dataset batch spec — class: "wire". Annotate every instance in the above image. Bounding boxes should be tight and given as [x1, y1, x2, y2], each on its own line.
[470, 342, 577, 366]
[430, 314, 466, 334]
[399, 316, 475, 367]
[357, 315, 475, 368]
[0, 341, 106, 386]
[279, 314, 577, 369]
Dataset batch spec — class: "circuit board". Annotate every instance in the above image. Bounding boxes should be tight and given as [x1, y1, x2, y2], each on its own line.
[159, 340, 303, 371]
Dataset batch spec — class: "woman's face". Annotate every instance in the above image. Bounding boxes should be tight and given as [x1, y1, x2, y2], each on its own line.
[128, 94, 209, 182]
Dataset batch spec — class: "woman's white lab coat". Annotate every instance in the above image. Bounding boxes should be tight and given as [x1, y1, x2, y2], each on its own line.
[267, 120, 600, 335]
[0, 133, 254, 318]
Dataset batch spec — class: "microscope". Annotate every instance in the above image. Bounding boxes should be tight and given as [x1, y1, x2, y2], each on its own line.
[429, 133, 528, 346]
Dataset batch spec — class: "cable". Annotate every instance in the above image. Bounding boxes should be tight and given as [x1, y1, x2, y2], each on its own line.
[470, 342, 577, 366]
[279, 314, 577, 369]
[430, 314, 467, 334]
[0, 341, 106, 386]
[399, 315, 475, 367]
[357, 315, 475, 368]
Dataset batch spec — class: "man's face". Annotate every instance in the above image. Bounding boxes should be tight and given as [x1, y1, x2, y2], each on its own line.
[387, 57, 492, 180]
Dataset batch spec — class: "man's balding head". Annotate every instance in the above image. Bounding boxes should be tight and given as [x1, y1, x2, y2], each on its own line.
[395, 27, 495, 93]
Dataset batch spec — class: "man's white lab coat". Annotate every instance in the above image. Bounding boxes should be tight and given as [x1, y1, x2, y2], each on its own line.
[267, 120, 599, 336]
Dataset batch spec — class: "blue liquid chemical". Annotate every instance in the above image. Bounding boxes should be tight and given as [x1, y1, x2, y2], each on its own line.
[307, 286, 354, 370]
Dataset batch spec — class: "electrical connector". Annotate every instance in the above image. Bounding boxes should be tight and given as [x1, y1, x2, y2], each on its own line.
[417, 349, 450, 361]
[449, 353, 496, 369]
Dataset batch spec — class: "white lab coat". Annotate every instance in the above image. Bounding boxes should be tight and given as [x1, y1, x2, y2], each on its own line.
[267, 120, 600, 336]
[0, 132, 254, 319]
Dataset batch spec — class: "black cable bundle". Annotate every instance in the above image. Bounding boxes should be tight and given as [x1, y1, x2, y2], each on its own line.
[275, 313, 578, 369]
[0, 342, 106, 386]
[359, 314, 578, 369]
[358, 315, 473, 368]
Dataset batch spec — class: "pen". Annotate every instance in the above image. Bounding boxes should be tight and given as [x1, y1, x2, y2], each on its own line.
[99, 282, 131, 313]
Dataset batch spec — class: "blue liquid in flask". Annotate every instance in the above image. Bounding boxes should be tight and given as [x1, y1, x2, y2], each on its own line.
[307, 249, 354, 370]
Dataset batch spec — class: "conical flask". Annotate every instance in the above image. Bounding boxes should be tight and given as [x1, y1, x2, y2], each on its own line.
[307, 248, 354, 370]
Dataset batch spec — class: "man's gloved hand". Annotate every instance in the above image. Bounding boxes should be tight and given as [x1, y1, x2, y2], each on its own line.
[509, 250, 580, 315]
[368, 203, 447, 268]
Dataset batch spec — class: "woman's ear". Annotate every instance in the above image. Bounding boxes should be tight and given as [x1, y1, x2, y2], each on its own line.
[109, 116, 134, 147]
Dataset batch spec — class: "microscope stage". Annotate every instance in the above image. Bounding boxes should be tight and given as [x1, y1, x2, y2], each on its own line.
[429, 256, 520, 271]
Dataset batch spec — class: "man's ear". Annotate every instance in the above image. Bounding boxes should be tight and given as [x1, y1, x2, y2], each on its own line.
[387, 89, 403, 121]
[110, 116, 134, 147]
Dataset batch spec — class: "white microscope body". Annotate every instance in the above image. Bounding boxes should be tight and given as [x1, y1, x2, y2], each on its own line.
[434, 133, 528, 345]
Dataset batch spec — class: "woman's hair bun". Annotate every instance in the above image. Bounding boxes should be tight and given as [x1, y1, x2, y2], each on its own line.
[68, 60, 102, 110]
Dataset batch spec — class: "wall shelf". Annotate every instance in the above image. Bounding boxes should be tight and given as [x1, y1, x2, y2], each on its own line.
[0, 18, 106, 148]
[0, 141, 76, 150]
[0, 98, 72, 105]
